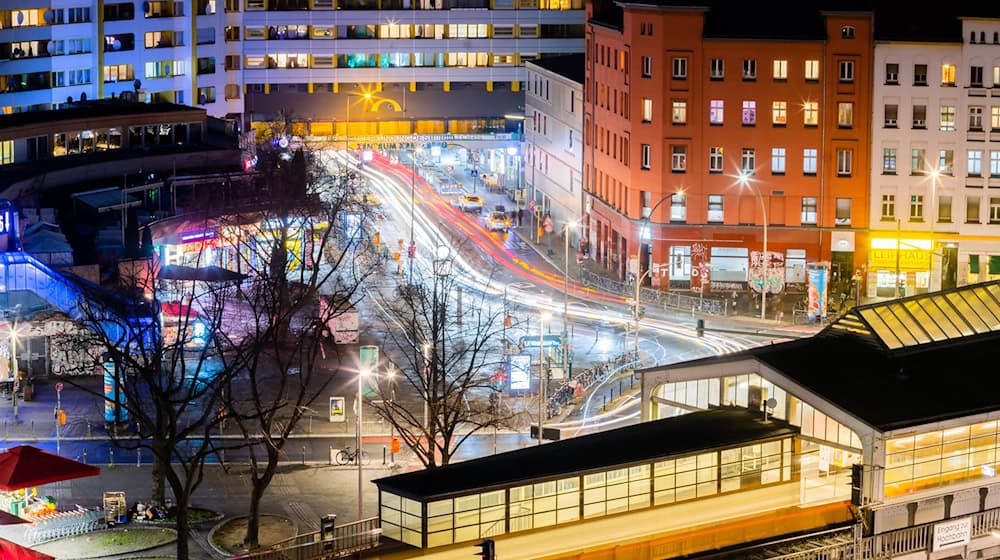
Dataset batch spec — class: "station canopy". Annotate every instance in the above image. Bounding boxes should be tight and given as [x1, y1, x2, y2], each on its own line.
[828, 282, 1000, 351]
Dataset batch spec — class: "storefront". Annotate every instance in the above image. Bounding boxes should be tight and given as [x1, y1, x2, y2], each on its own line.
[866, 236, 932, 298]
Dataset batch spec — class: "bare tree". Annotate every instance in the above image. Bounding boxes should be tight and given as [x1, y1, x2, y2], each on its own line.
[216, 140, 379, 549]
[369, 263, 508, 468]
[54, 254, 243, 560]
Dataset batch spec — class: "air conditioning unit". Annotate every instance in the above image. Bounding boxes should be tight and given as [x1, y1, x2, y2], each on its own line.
[913, 119, 926, 128]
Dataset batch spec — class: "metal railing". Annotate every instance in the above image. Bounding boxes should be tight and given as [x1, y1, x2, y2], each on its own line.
[768, 506, 1000, 560]
[229, 517, 381, 560]
[579, 270, 728, 316]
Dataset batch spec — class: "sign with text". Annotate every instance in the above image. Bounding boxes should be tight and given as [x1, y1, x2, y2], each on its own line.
[932, 517, 971, 551]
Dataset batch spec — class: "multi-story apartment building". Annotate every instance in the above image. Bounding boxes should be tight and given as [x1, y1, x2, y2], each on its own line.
[584, 1, 873, 307]
[0, 0, 585, 143]
[870, 16, 1000, 299]
[524, 53, 583, 242]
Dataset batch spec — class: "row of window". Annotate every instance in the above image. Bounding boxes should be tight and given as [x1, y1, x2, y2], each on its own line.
[244, 0, 580, 10]
[882, 62, 1000, 88]
[885, 420, 1000, 497]
[639, 145, 839, 178]
[884, 103, 1000, 132]
[645, 192, 836, 226]
[0, 8, 91, 29]
[881, 147, 1000, 180]
[648, 56, 831, 83]
[879, 192, 1000, 225]
[244, 23, 561, 40]
[664, 99, 825, 128]
[245, 52, 527, 69]
[1, 123, 204, 165]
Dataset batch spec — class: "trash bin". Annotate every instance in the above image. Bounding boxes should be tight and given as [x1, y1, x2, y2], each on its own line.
[22, 383, 33, 402]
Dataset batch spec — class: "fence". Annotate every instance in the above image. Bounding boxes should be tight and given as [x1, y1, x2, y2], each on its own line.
[546, 351, 639, 418]
[768, 506, 1000, 560]
[579, 270, 728, 316]
[24, 506, 106, 544]
[229, 517, 382, 560]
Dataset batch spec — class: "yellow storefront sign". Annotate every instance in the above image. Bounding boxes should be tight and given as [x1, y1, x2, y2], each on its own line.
[870, 238, 932, 269]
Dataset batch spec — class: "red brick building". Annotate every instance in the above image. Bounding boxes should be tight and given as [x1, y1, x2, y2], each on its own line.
[584, 2, 872, 304]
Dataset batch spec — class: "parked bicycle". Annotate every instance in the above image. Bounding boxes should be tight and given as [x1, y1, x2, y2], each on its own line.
[336, 446, 372, 466]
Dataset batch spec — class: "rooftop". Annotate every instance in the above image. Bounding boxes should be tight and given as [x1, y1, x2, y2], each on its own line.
[647, 281, 1000, 433]
[0, 100, 204, 131]
[528, 54, 586, 85]
[374, 408, 796, 500]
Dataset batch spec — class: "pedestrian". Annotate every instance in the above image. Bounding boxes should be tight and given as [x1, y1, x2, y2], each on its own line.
[517, 208, 524, 226]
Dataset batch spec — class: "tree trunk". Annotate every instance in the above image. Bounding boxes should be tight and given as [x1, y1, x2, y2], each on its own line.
[175, 499, 190, 560]
[244, 451, 279, 549]
[150, 438, 168, 505]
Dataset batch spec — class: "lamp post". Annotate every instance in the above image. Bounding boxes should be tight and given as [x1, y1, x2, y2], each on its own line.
[408, 145, 422, 285]
[385, 365, 397, 465]
[737, 172, 768, 321]
[537, 311, 551, 446]
[431, 245, 454, 460]
[632, 267, 652, 362]
[503, 282, 533, 355]
[562, 221, 578, 378]
[344, 90, 372, 169]
[421, 342, 430, 432]
[356, 364, 369, 519]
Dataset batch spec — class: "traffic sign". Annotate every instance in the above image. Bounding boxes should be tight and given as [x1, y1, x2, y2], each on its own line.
[55, 382, 63, 393]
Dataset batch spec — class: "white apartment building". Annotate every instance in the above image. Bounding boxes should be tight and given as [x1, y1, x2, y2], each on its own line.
[870, 17, 1000, 299]
[0, 1, 584, 139]
[524, 53, 582, 245]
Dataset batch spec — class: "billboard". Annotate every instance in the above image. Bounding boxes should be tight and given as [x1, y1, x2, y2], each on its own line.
[508, 354, 531, 391]
[807, 263, 830, 322]
[103, 361, 128, 424]
[329, 397, 346, 423]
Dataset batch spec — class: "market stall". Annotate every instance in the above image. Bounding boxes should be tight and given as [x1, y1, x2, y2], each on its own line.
[0, 446, 99, 518]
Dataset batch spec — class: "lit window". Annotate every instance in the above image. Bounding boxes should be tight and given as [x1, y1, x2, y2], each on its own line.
[991, 151, 1000, 178]
[801, 197, 817, 224]
[672, 101, 687, 124]
[670, 193, 686, 222]
[642, 98, 653, 122]
[836, 198, 851, 225]
[838, 102, 853, 127]
[709, 100, 724, 125]
[911, 149, 926, 174]
[968, 150, 983, 177]
[707, 195, 724, 223]
[941, 63, 956, 86]
[940, 105, 955, 131]
[741, 148, 755, 174]
[742, 101, 756, 125]
[881, 194, 895, 219]
[772, 101, 787, 125]
[910, 195, 924, 220]
[772, 59, 787, 80]
[804, 102, 818, 126]
[939, 149, 954, 175]
[883, 148, 897, 174]
[804, 60, 820, 80]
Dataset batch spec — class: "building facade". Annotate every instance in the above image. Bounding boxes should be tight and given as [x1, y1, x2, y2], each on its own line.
[1, 0, 586, 141]
[870, 17, 1000, 300]
[524, 53, 583, 244]
[584, 2, 873, 307]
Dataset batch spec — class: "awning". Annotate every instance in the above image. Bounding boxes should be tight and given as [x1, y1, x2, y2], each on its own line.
[158, 264, 248, 283]
[0, 446, 100, 491]
[0, 538, 54, 560]
[70, 187, 140, 213]
[0, 509, 27, 525]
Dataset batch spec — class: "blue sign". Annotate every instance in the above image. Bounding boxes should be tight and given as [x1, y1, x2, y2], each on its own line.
[519, 335, 562, 349]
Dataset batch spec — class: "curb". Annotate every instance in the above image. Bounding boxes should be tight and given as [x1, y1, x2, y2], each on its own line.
[206, 513, 298, 559]
[37, 526, 179, 560]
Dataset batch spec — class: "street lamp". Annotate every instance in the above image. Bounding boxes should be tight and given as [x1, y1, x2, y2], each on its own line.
[344, 89, 373, 168]
[356, 364, 370, 519]
[385, 365, 397, 465]
[737, 172, 768, 321]
[562, 221, 579, 378]
[537, 311, 551, 446]
[431, 245, 453, 456]
[421, 342, 430, 432]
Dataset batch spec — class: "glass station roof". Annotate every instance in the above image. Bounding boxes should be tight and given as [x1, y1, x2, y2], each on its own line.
[828, 282, 1000, 351]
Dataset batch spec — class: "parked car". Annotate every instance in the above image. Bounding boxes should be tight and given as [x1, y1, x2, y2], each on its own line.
[484, 210, 512, 232]
[458, 195, 484, 212]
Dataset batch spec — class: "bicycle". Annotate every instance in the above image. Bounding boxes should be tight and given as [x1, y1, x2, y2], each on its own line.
[336, 446, 372, 466]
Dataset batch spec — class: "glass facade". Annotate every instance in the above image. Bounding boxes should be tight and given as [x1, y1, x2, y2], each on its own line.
[885, 420, 1000, 497]
[379, 437, 794, 548]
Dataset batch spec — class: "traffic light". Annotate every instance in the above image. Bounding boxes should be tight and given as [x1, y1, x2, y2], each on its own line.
[474, 539, 495, 560]
[696, 319, 705, 338]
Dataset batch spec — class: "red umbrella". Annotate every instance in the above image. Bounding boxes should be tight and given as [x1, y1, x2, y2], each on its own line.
[0, 446, 99, 491]
[0, 509, 27, 525]
[0, 537, 54, 560]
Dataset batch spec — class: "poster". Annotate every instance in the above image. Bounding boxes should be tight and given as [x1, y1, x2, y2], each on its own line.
[750, 251, 785, 295]
[359, 346, 379, 397]
[690, 243, 708, 293]
[508, 354, 531, 391]
[807, 263, 830, 322]
[329, 397, 346, 423]
[103, 361, 128, 424]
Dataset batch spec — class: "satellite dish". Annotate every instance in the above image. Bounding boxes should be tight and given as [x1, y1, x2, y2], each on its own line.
[16, 11, 24, 25]
[43, 10, 54, 23]
[80, 92, 87, 101]
[133, 79, 142, 92]
[162, 63, 171, 75]
[199, 93, 207, 105]
[66, 96, 73, 104]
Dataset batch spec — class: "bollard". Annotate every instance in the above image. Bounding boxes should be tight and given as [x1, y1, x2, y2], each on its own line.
[329, 445, 334, 466]
[603, 394, 608, 411]
[82, 449, 88, 464]
[309, 415, 313, 434]
[137, 449, 141, 467]
[29, 420, 33, 434]
[301, 446, 306, 465]
[382, 447, 387, 466]
[619, 380, 623, 396]
[87, 422, 92, 438]
[109, 448, 115, 469]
